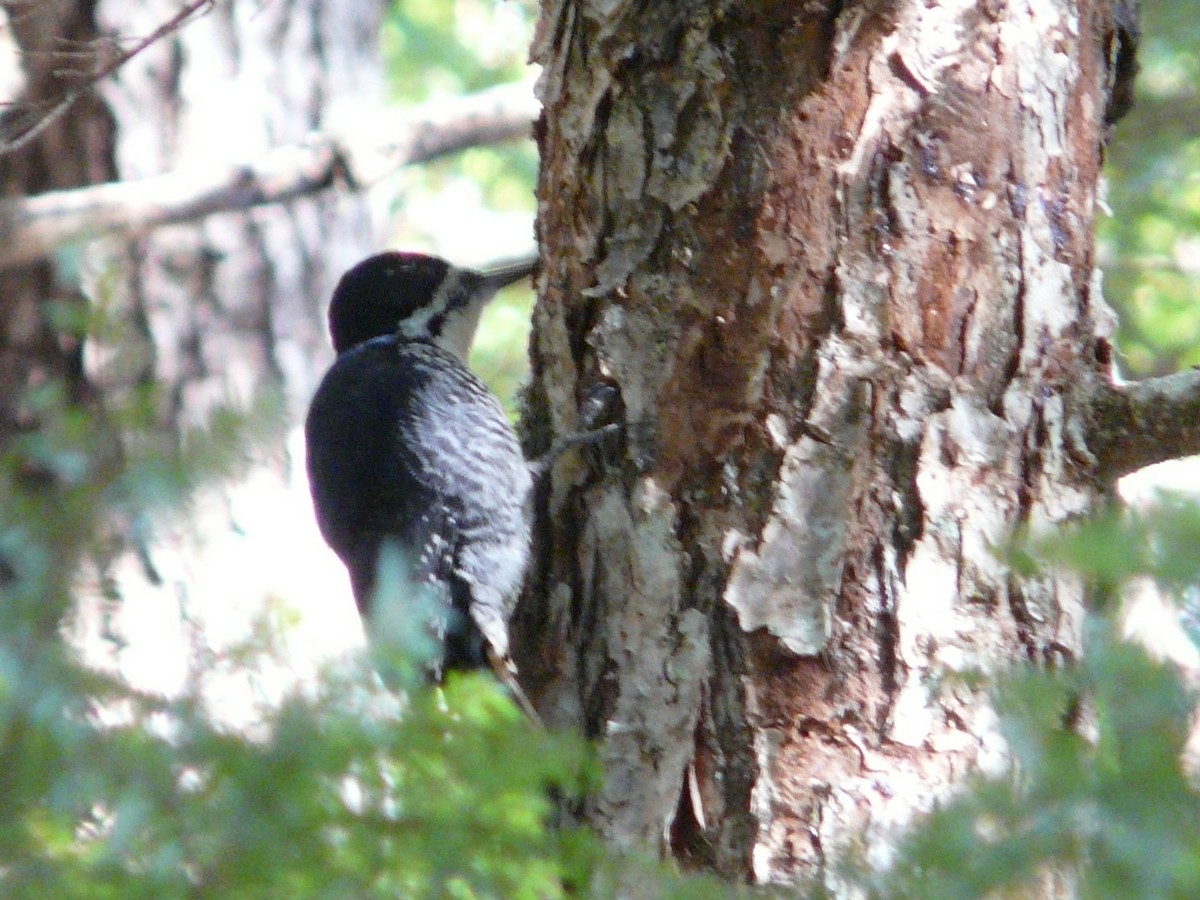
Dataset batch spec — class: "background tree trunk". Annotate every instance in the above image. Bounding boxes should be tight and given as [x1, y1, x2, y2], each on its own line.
[0, 0, 384, 702]
[522, 0, 1132, 885]
[0, 1, 113, 436]
[0, 2, 117, 632]
[86, 0, 385, 698]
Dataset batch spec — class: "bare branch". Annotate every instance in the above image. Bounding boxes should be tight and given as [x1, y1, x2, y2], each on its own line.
[0, 82, 538, 268]
[0, 0, 215, 157]
[1086, 368, 1200, 479]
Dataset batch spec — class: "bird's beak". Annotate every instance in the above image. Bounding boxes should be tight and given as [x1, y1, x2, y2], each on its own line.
[476, 256, 538, 294]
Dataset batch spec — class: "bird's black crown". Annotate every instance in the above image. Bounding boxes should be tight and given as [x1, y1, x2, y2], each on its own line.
[327, 251, 451, 354]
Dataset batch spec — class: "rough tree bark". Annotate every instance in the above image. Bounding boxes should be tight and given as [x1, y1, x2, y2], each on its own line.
[520, 0, 1140, 887]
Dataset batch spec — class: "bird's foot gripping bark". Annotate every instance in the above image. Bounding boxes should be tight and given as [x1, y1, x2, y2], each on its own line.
[528, 422, 622, 479]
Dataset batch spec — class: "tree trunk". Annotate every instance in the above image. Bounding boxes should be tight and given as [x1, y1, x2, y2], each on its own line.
[0, 2, 117, 631]
[0, 1, 114, 435]
[522, 0, 1133, 885]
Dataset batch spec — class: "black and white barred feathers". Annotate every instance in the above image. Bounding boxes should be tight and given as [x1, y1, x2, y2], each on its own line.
[304, 252, 536, 696]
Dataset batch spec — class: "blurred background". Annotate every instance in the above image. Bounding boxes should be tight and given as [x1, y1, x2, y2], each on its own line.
[1100, 0, 1200, 380]
[375, 0, 540, 410]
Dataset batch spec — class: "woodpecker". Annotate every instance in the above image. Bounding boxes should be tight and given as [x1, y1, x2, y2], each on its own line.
[304, 251, 538, 707]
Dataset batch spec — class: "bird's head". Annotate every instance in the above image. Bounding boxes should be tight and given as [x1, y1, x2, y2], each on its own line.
[327, 251, 537, 360]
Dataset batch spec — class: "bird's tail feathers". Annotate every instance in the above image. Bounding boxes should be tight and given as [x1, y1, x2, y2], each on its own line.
[487, 646, 542, 727]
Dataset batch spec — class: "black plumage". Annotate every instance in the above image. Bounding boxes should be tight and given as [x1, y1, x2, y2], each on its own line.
[305, 252, 535, 676]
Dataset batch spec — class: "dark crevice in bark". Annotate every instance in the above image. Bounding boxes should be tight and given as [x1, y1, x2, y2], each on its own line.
[873, 141, 902, 259]
[1007, 408, 1052, 662]
[878, 392, 925, 578]
[708, 604, 758, 881]
[577, 532, 617, 742]
[667, 744, 715, 869]
[1013, 396, 1045, 525]
[1006, 576, 1041, 662]
[956, 286, 976, 378]
[871, 540, 900, 704]
[994, 345, 1022, 419]
[823, 267, 845, 335]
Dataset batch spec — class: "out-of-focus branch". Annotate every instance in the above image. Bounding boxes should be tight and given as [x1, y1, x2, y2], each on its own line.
[0, 82, 538, 268]
[1086, 368, 1200, 479]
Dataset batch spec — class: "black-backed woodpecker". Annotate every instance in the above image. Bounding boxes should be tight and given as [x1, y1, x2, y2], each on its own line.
[305, 251, 537, 705]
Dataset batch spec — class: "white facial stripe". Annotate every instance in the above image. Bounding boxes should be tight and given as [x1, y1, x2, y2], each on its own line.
[396, 267, 493, 362]
[397, 267, 461, 340]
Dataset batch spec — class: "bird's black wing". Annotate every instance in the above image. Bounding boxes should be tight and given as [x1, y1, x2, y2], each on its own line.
[305, 337, 531, 669]
[306, 336, 435, 609]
